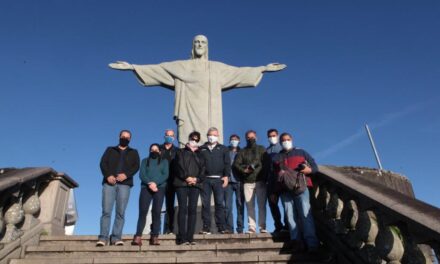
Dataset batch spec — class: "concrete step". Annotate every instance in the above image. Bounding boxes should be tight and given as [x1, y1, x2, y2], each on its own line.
[24, 242, 292, 258]
[11, 255, 326, 264]
[39, 233, 290, 246]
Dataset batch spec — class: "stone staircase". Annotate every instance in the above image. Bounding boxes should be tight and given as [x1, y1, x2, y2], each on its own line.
[9, 233, 328, 264]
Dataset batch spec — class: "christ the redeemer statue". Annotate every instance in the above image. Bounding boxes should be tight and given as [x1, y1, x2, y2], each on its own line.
[109, 35, 286, 145]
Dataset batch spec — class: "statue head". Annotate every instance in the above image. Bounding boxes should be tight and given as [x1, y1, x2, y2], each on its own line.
[191, 35, 208, 60]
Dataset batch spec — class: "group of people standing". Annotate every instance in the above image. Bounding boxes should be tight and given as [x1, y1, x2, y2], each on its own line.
[97, 127, 319, 253]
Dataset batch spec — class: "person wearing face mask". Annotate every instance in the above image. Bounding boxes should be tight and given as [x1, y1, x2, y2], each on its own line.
[159, 129, 178, 235]
[98, 130, 140, 246]
[132, 144, 169, 246]
[199, 127, 231, 234]
[224, 134, 244, 234]
[174, 131, 205, 245]
[232, 130, 267, 234]
[272, 132, 319, 253]
[264, 129, 288, 233]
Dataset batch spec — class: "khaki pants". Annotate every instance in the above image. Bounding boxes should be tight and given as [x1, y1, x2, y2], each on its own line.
[243, 181, 267, 231]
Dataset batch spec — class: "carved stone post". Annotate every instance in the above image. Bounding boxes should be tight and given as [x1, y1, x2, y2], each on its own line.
[376, 225, 404, 264]
[342, 200, 363, 249]
[1, 196, 24, 243]
[0, 203, 4, 249]
[316, 184, 330, 213]
[327, 189, 345, 234]
[356, 210, 382, 263]
[22, 182, 41, 231]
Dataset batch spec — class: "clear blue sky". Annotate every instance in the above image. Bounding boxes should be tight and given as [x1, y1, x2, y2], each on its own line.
[1, 1, 439, 235]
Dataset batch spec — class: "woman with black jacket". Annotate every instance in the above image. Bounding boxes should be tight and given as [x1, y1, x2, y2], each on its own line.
[174, 131, 205, 245]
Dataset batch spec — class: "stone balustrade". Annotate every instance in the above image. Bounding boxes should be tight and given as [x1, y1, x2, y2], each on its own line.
[313, 165, 439, 264]
[0, 167, 78, 264]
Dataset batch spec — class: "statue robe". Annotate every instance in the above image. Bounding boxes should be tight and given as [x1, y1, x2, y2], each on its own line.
[133, 60, 264, 145]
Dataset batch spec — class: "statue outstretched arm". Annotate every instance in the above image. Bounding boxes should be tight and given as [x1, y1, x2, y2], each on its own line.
[108, 61, 134, 71]
[263, 63, 287, 72]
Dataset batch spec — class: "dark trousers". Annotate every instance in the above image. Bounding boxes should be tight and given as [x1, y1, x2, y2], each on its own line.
[164, 183, 176, 233]
[224, 182, 244, 233]
[201, 177, 225, 232]
[267, 184, 286, 230]
[176, 187, 199, 242]
[135, 186, 165, 236]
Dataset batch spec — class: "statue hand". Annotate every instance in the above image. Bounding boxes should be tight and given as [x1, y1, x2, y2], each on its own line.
[108, 61, 134, 70]
[265, 63, 287, 72]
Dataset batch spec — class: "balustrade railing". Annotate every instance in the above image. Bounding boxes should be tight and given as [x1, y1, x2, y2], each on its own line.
[0, 167, 78, 264]
[313, 165, 439, 264]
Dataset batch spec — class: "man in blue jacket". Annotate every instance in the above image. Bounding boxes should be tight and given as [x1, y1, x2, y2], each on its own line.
[97, 130, 140, 246]
[199, 127, 231, 234]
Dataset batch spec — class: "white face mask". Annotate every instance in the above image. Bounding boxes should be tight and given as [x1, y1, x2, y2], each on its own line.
[189, 140, 198, 147]
[230, 140, 239, 147]
[281, 140, 293, 150]
[268, 136, 278, 145]
[207, 135, 218, 144]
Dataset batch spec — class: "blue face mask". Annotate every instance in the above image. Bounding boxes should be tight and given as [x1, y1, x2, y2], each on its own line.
[164, 136, 174, 144]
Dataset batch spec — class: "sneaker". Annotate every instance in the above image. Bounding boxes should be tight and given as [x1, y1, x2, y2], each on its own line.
[260, 228, 268, 233]
[114, 240, 124, 246]
[190, 241, 197, 245]
[245, 228, 256, 234]
[185, 241, 190, 245]
[199, 229, 211, 235]
[220, 230, 231, 234]
[96, 240, 106, 247]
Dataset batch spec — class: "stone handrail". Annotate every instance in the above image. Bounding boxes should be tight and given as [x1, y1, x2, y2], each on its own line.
[312, 165, 439, 264]
[0, 167, 78, 264]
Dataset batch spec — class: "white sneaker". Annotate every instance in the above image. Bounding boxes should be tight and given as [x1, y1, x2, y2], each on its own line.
[260, 228, 268, 233]
[245, 228, 256, 234]
[114, 240, 124, 246]
[96, 240, 106, 247]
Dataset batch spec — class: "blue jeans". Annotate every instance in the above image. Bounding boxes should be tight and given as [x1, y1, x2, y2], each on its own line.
[201, 178, 225, 232]
[224, 182, 244, 233]
[135, 185, 166, 236]
[99, 183, 131, 243]
[280, 188, 319, 249]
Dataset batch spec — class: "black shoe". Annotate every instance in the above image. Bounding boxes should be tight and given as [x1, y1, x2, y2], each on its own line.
[176, 239, 184, 245]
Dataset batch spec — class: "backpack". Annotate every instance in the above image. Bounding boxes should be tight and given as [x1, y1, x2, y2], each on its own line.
[277, 155, 307, 195]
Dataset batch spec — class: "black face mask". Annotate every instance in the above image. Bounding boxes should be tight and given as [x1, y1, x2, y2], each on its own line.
[150, 152, 159, 159]
[119, 138, 130, 147]
[246, 138, 256, 147]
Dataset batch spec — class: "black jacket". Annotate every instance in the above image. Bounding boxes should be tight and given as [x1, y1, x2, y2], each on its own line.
[199, 143, 231, 177]
[100, 146, 140, 187]
[160, 143, 178, 183]
[174, 146, 205, 188]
